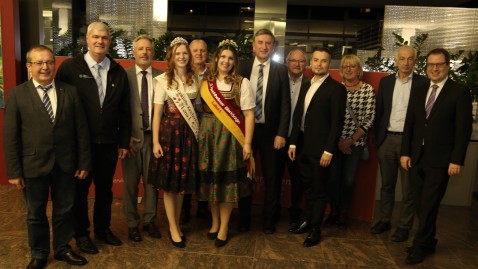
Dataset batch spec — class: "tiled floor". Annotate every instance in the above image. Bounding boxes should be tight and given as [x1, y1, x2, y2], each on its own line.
[0, 184, 477, 269]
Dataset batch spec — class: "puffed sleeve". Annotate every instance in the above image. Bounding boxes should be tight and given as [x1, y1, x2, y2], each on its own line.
[240, 78, 255, 110]
[153, 75, 167, 105]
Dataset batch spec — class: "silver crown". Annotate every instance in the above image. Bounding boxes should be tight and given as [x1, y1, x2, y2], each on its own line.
[170, 37, 188, 47]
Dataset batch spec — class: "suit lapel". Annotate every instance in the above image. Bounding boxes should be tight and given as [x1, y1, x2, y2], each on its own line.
[54, 80, 64, 126]
[309, 76, 330, 105]
[427, 80, 451, 119]
[27, 80, 53, 124]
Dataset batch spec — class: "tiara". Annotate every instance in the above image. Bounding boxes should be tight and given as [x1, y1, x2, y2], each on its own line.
[170, 37, 188, 47]
[218, 39, 238, 50]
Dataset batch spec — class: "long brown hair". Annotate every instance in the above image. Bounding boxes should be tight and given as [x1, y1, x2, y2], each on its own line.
[164, 43, 195, 88]
[205, 45, 239, 84]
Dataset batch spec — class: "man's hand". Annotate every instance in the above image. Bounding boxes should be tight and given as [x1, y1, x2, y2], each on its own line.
[288, 147, 296, 161]
[8, 177, 25, 189]
[273, 136, 286, 150]
[75, 170, 89, 180]
[128, 137, 141, 157]
[320, 153, 332, 167]
[118, 148, 128, 160]
[400, 156, 412, 171]
[448, 163, 462, 176]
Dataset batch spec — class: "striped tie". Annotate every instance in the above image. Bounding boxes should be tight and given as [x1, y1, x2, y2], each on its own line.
[95, 64, 105, 107]
[39, 85, 54, 123]
[425, 84, 438, 118]
[255, 64, 264, 120]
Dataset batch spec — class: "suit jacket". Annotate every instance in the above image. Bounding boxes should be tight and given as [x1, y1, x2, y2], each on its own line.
[125, 66, 162, 149]
[401, 78, 473, 167]
[3, 80, 91, 179]
[290, 75, 347, 158]
[238, 59, 291, 138]
[375, 73, 429, 148]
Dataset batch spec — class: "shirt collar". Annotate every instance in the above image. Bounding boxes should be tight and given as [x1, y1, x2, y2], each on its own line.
[84, 52, 109, 69]
[135, 65, 153, 75]
[311, 73, 329, 84]
[431, 77, 448, 89]
[395, 71, 413, 83]
[253, 57, 271, 68]
[33, 79, 55, 90]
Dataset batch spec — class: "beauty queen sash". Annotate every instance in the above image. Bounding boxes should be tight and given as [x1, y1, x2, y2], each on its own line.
[200, 79, 255, 180]
[164, 80, 199, 140]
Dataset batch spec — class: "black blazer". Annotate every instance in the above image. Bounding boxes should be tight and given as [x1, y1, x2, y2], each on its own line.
[375, 73, 429, 148]
[238, 59, 291, 138]
[3, 80, 91, 179]
[401, 78, 473, 167]
[290, 75, 347, 158]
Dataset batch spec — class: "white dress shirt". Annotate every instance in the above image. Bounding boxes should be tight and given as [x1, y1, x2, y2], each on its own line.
[250, 57, 271, 124]
[33, 79, 57, 118]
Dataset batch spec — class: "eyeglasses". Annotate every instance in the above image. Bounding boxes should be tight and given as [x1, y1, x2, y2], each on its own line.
[29, 61, 55, 67]
[288, 59, 306, 64]
[426, 62, 448, 69]
[342, 65, 357, 69]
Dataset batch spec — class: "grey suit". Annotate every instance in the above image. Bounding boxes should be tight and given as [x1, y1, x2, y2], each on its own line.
[122, 66, 162, 228]
[3, 79, 90, 258]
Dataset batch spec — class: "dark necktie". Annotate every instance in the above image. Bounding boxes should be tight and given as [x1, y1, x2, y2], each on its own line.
[141, 70, 149, 129]
[425, 84, 438, 118]
[39, 85, 54, 123]
[95, 64, 105, 107]
[255, 64, 264, 120]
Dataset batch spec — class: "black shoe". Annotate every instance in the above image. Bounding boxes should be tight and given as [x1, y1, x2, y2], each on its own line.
[54, 250, 87, 266]
[95, 229, 122, 246]
[405, 247, 426, 265]
[288, 222, 300, 233]
[168, 231, 185, 248]
[370, 221, 391, 234]
[180, 210, 190, 225]
[128, 227, 142, 242]
[143, 223, 162, 238]
[76, 236, 99, 254]
[215, 235, 228, 248]
[290, 221, 311, 234]
[303, 228, 321, 247]
[207, 231, 218, 240]
[391, 227, 409, 242]
[405, 239, 438, 254]
[26, 258, 47, 269]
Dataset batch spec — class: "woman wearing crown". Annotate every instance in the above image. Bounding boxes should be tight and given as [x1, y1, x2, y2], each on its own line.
[149, 37, 199, 248]
[197, 39, 255, 247]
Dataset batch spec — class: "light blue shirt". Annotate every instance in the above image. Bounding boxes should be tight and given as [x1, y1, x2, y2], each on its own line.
[388, 72, 413, 132]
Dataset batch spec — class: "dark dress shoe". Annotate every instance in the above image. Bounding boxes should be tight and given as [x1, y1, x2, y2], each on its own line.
[303, 228, 321, 247]
[95, 229, 122, 246]
[405, 247, 425, 265]
[128, 227, 142, 242]
[406, 239, 437, 254]
[291, 221, 311, 234]
[143, 223, 162, 238]
[391, 227, 409, 242]
[180, 210, 190, 225]
[26, 258, 47, 269]
[215, 236, 228, 247]
[76, 236, 99, 254]
[288, 222, 300, 233]
[370, 221, 391, 234]
[207, 231, 218, 240]
[168, 231, 186, 248]
[54, 250, 87, 266]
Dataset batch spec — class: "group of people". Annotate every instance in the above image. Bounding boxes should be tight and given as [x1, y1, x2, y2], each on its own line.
[3, 20, 473, 269]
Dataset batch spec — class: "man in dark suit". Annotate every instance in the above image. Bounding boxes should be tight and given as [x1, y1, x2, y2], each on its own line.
[371, 46, 429, 242]
[282, 49, 310, 233]
[122, 35, 162, 242]
[288, 47, 346, 247]
[400, 48, 473, 264]
[4, 45, 90, 268]
[56, 21, 131, 253]
[238, 29, 291, 234]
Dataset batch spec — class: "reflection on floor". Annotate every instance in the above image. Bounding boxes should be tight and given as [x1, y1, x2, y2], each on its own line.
[0, 184, 477, 269]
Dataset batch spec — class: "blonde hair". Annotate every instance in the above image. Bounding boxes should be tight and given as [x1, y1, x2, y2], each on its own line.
[339, 54, 363, 80]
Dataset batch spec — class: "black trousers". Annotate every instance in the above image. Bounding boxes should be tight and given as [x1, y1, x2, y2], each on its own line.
[24, 164, 75, 259]
[239, 124, 284, 228]
[73, 143, 118, 237]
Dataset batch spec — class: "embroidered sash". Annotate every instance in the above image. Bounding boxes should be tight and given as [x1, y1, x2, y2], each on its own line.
[200, 79, 255, 180]
[164, 80, 199, 140]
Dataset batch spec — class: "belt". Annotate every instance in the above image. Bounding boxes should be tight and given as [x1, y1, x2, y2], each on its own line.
[143, 130, 152, 135]
[387, 131, 403, 136]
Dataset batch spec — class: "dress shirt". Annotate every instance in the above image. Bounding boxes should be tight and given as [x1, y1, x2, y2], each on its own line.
[388, 72, 413, 132]
[250, 57, 271, 124]
[288, 74, 303, 137]
[135, 65, 153, 131]
[301, 73, 329, 131]
[84, 52, 110, 98]
[33, 79, 57, 117]
[425, 77, 447, 106]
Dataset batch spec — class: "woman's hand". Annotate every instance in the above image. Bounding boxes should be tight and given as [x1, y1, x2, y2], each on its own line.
[243, 143, 252, 160]
[153, 143, 164, 158]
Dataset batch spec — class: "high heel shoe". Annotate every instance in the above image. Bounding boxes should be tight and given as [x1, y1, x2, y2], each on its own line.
[168, 231, 185, 248]
[207, 232, 218, 240]
[215, 235, 228, 248]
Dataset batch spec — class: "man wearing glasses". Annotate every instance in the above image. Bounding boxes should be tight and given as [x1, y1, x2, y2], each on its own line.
[400, 48, 473, 264]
